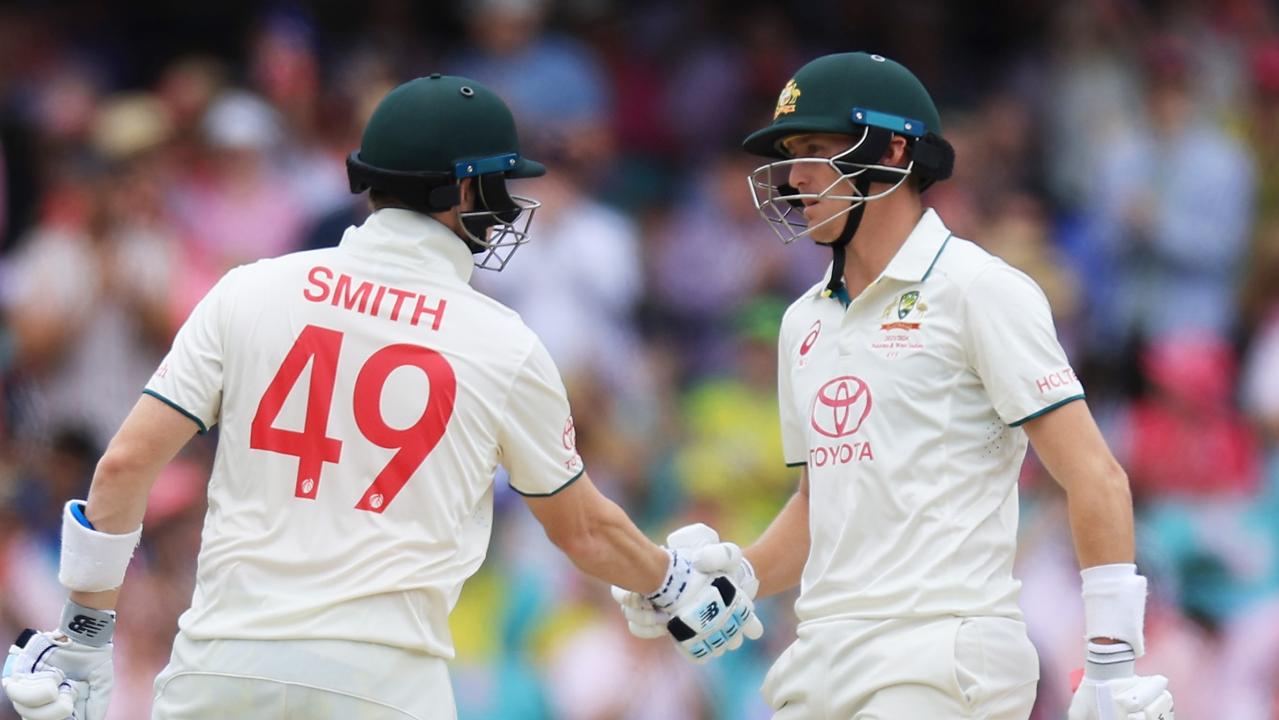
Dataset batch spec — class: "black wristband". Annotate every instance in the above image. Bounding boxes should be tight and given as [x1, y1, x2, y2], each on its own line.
[59, 600, 116, 647]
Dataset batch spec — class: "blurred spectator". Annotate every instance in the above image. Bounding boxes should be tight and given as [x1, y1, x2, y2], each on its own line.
[473, 157, 645, 393]
[1, 94, 180, 448]
[170, 91, 305, 273]
[647, 150, 823, 379]
[672, 297, 794, 542]
[1082, 34, 1255, 348]
[1120, 334, 1260, 499]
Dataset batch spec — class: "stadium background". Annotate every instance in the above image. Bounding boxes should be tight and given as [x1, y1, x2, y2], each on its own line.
[1, 0, 1278, 717]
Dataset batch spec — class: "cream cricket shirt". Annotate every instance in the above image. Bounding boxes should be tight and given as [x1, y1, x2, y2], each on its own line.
[778, 209, 1084, 624]
[145, 209, 583, 658]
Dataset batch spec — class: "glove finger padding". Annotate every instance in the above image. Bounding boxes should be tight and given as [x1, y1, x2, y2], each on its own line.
[1114, 674, 1169, 711]
[610, 585, 670, 639]
[690, 542, 741, 575]
[666, 523, 720, 550]
[4, 629, 112, 720]
[2, 670, 77, 720]
[666, 576, 762, 663]
[1068, 676, 1175, 720]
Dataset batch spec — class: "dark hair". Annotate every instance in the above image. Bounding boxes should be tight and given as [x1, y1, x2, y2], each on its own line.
[369, 189, 412, 211]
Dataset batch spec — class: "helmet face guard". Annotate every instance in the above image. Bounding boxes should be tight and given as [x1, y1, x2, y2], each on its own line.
[459, 171, 541, 271]
[349, 150, 542, 271]
[746, 126, 911, 245]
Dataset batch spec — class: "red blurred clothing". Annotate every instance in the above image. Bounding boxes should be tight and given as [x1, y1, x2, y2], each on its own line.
[1126, 399, 1259, 496]
[1125, 335, 1260, 497]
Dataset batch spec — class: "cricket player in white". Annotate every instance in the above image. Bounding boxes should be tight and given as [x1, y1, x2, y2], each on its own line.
[615, 53, 1175, 719]
[1, 75, 762, 720]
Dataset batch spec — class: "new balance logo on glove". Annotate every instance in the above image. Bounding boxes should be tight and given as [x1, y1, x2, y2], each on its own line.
[699, 602, 720, 626]
[65, 616, 108, 639]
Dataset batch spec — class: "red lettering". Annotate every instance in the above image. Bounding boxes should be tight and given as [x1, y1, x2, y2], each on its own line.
[1036, 377, 1051, 394]
[412, 296, 447, 331]
[387, 288, 414, 321]
[859, 443, 874, 461]
[304, 266, 333, 302]
[332, 274, 374, 313]
[371, 285, 387, 316]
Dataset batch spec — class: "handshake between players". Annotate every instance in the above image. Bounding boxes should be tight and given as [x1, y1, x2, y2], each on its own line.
[613, 523, 763, 664]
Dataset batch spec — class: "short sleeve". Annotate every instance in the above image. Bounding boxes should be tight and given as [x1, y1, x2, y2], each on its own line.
[498, 338, 585, 496]
[144, 270, 237, 433]
[778, 316, 808, 466]
[963, 263, 1085, 426]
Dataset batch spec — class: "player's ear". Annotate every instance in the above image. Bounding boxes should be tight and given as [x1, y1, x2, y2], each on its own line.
[880, 135, 910, 168]
[456, 178, 475, 211]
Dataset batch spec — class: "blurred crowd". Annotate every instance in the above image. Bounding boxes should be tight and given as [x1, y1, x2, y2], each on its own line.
[1, 0, 1278, 718]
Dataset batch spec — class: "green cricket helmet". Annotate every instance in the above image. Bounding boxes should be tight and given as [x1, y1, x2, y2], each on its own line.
[347, 74, 546, 271]
[742, 52, 954, 251]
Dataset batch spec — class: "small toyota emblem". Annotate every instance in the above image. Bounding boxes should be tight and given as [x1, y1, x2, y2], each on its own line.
[810, 376, 873, 438]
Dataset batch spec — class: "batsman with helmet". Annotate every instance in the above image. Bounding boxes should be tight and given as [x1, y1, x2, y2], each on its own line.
[2, 75, 762, 720]
[615, 52, 1175, 720]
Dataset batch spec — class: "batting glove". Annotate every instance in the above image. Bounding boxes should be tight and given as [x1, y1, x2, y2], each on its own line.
[1068, 644, 1174, 720]
[611, 524, 763, 661]
[611, 523, 758, 639]
[3, 603, 115, 720]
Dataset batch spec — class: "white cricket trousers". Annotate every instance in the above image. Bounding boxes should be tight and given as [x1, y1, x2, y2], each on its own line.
[151, 632, 456, 719]
[761, 615, 1039, 719]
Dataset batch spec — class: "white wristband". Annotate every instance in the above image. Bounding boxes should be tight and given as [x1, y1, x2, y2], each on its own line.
[646, 549, 693, 611]
[1080, 562, 1147, 657]
[59, 500, 142, 592]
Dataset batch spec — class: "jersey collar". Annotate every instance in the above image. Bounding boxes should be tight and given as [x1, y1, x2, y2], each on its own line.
[344, 208, 476, 283]
[880, 208, 952, 283]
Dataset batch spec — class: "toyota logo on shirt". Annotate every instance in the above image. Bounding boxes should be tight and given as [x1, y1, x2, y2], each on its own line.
[810, 376, 873, 438]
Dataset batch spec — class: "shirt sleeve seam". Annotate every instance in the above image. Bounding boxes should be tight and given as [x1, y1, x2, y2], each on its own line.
[508, 467, 586, 497]
[1008, 393, 1087, 427]
[142, 389, 209, 434]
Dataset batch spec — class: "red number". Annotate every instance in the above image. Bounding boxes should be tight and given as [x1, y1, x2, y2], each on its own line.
[251, 325, 457, 513]
[250, 325, 344, 500]
[352, 344, 456, 512]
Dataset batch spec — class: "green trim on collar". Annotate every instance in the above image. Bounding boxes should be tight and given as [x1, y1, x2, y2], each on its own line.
[785, 461, 808, 468]
[1009, 393, 1086, 427]
[509, 467, 586, 497]
[142, 389, 208, 434]
[922, 233, 953, 281]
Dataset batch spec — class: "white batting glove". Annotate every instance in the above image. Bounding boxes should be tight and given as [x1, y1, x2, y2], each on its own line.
[611, 523, 758, 639]
[611, 524, 763, 661]
[669, 524, 759, 603]
[662, 571, 764, 663]
[1068, 644, 1174, 720]
[3, 603, 116, 720]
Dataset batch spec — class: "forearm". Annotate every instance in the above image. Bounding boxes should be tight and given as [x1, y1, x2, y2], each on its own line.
[1064, 462, 1135, 569]
[745, 488, 810, 599]
[540, 490, 669, 594]
[69, 454, 156, 612]
[63, 396, 197, 612]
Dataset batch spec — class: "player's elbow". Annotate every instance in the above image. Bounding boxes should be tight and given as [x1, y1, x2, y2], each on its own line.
[1068, 456, 1132, 509]
[91, 441, 153, 494]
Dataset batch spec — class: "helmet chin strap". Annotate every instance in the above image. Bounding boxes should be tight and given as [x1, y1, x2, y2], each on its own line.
[822, 174, 873, 298]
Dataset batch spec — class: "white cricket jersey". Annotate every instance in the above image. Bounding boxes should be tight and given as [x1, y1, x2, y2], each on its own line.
[778, 209, 1084, 624]
[145, 209, 583, 658]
